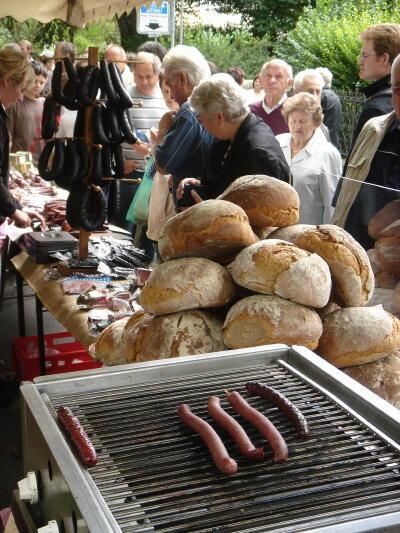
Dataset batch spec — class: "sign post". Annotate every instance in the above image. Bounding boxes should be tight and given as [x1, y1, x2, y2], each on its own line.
[137, 1, 171, 36]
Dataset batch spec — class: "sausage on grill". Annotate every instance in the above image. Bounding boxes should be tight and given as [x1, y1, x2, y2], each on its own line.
[246, 381, 310, 439]
[207, 396, 264, 460]
[178, 403, 238, 475]
[57, 406, 97, 467]
[226, 391, 288, 463]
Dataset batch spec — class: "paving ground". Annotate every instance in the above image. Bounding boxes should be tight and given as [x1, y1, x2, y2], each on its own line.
[0, 268, 61, 511]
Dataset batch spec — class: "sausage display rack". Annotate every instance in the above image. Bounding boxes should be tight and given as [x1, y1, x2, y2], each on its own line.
[17, 344, 400, 532]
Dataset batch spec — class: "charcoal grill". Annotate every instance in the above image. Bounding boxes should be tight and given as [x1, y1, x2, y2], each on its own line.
[18, 344, 400, 532]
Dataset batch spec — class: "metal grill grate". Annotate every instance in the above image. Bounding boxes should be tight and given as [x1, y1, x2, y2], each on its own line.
[47, 361, 400, 532]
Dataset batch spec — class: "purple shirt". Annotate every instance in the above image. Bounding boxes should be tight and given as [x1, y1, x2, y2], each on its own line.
[249, 100, 289, 136]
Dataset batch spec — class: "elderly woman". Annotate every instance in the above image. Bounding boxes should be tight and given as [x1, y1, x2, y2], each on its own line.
[276, 92, 342, 224]
[178, 73, 289, 201]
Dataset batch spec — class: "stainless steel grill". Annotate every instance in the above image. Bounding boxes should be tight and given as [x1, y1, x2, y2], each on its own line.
[20, 345, 400, 532]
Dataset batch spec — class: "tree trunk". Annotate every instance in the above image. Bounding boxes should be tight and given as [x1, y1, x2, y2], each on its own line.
[117, 8, 145, 52]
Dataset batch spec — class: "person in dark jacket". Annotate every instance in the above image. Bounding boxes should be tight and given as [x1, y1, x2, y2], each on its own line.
[351, 23, 400, 144]
[316, 67, 342, 149]
[176, 74, 289, 202]
[0, 48, 43, 228]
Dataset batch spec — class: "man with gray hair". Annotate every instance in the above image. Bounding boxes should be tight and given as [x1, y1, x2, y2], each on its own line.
[332, 53, 400, 249]
[104, 43, 133, 88]
[109, 51, 167, 230]
[249, 59, 293, 135]
[294, 69, 331, 141]
[155, 44, 213, 200]
[316, 66, 342, 149]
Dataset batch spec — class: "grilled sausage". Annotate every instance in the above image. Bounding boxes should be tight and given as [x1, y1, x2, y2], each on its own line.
[178, 404, 238, 475]
[207, 396, 264, 461]
[57, 406, 97, 467]
[226, 391, 288, 463]
[246, 381, 310, 439]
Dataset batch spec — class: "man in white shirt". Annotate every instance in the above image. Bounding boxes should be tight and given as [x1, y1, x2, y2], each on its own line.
[249, 59, 293, 135]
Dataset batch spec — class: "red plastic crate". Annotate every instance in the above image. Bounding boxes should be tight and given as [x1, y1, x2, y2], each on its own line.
[12, 331, 102, 380]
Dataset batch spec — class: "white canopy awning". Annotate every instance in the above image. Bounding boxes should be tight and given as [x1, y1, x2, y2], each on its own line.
[0, 0, 156, 27]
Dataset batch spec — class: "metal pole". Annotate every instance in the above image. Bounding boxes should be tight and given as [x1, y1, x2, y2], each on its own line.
[179, 0, 184, 44]
[170, 0, 175, 48]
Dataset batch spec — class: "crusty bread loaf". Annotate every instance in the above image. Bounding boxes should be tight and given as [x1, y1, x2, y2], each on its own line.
[218, 175, 300, 228]
[367, 288, 398, 316]
[375, 220, 400, 276]
[368, 199, 400, 240]
[318, 305, 400, 367]
[126, 310, 226, 362]
[223, 295, 323, 350]
[268, 224, 316, 243]
[344, 352, 400, 409]
[317, 300, 341, 320]
[140, 258, 236, 315]
[93, 317, 131, 365]
[293, 225, 374, 307]
[227, 239, 331, 308]
[158, 199, 258, 263]
[367, 248, 382, 275]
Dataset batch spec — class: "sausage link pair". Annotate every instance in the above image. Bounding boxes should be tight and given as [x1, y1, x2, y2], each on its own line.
[246, 381, 310, 439]
[227, 391, 288, 463]
[51, 58, 79, 109]
[66, 182, 107, 231]
[93, 105, 110, 145]
[57, 406, 97, 467]
[208, 397, 264, 460]
[41, 97, 59, 139]
[78, 64, 100, 106]
[178, 404, 238, 475]
[108, 61, 133, 109]
[38, 139, 65, 182]
[119, 109, 137, 144]
[100, 59, 119, 108]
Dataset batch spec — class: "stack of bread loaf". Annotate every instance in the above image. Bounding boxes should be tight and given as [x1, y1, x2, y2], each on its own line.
[92, 175, 400, 409]
[366, 199, 400, 317]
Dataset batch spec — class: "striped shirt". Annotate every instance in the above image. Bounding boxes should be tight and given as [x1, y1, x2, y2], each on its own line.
[122, 86, 167, 173]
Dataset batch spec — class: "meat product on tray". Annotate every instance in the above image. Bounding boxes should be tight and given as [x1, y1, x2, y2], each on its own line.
[177, 404, 238, 475]
[226, 390, 288, 463]
[57, 406, 97, 467]
[246, 381, 310, 438]
[207, 396, 264, 460]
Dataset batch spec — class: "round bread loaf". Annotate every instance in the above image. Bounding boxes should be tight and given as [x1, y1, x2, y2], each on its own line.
[227, 239, 331, 308]
[344, 352, 400, 409]
[126, 310, 226, 362]
[158, 199, 258, 263]
[375, 271, 398, 289]
[218, 174, 299, 228]
[140, 258, 236, 315]
[93, 317, 130, 365]
[368, 199, 400, 240]
[367, 248, 382, 275]
[268, 224, 316, 241]
[293, 224, 374, 307]
[375, 220, 400, 276]
[318, 305, 400, 367]
[367, 288, 398, 316]
[223, 295, 323, 350]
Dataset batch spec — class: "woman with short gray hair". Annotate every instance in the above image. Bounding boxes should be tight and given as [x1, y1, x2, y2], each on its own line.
[175, 73, 289, 201]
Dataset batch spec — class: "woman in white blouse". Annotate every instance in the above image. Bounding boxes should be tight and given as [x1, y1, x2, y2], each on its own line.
[276, 92, 342, 224]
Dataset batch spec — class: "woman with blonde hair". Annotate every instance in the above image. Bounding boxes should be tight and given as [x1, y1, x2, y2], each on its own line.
[0, 48, 43, 228]
[276, 92, 342, 224]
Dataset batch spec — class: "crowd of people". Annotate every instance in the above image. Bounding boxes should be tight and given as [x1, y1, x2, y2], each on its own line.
[0, 23, 400, 257]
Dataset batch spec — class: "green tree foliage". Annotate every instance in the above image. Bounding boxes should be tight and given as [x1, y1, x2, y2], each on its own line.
[187, 0, 314, 40]
[74, 18, 120, 55]
[176, 26, 272, 77]
[0, 17, 75, 55]
[274, 0, 400, 89]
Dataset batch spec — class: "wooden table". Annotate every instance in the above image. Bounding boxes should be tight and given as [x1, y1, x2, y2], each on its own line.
[11, 251, 96, 375]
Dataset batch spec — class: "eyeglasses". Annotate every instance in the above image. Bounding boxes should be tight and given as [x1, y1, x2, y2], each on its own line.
[358, 52, 377, 61]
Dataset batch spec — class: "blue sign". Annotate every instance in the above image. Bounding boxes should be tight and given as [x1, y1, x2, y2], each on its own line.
[137, 1, 171, 35]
